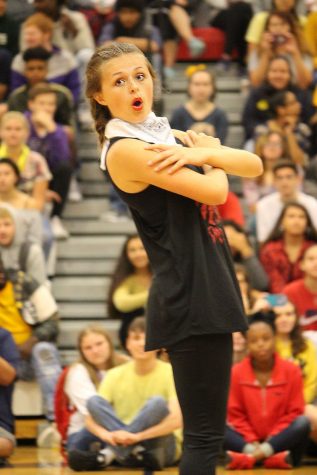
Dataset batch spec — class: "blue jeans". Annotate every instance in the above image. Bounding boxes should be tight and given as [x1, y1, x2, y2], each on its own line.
[109, 184, 129, 214]
[68, 395, 176, 466]
[17, 341, 62, 421]
[224, 416, 310, 466]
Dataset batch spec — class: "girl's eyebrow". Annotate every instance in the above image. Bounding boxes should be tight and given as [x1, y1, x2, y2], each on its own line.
[112, 66, 145, 77]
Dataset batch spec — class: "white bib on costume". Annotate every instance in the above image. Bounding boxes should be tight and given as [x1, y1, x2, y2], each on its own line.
[100, 112, 177, 170]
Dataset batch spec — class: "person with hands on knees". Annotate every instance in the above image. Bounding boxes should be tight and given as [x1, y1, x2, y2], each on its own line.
[224, 312, 311, 470]
[0, 327, 20, 467]
[67, 317, 182, 471]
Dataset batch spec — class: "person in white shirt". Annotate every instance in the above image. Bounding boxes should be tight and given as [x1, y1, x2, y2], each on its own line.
[256, 161, 317, 243]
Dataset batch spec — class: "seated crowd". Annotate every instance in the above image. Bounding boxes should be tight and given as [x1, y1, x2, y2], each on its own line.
[1, 0, 317, 472]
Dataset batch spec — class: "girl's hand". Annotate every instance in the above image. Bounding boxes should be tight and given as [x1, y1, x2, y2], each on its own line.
[145, 143, 208, 174]
[283, 33, 299, 55]
[182, 130, 222, 149]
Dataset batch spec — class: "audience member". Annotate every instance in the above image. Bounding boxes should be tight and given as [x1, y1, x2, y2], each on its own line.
[11, 13, 80, 104]
[210, 1, 253, 72]
[8, 47, 75, 127]
[0, 158, 38, 210]
[243, 131, 289, 212]
[0, 205, 61, 448]
[151, 0, 205, 78]
[0, 111, 54, 257]
[0, 327, 19, 467]
[242, 55, 314, 140]
[33, 0, 95, 58]
[260, 201, 317, 293]
[256, 161, 317, 243]
[108, 234, 152, 348]
[254, 90, 310, 165]
[304, 0, 317, 69]
[283, 244, 317, 333]
[56, 326, 128, 452]
[246, 0, 307, 53]
[224, 313, 310, 470]
[98, 0, 162, 60]
[170, 66, 228, 143]
[248, 10, 313, 89]
[26, 84, 72, 240]
[6, 0, 34, 24]
[273, 300, 317, 403]
[67, 317, 182, 471]
[223, 220, 269, 291]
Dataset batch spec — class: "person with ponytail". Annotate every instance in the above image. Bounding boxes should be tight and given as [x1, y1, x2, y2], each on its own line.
[82, 42, 262, 475]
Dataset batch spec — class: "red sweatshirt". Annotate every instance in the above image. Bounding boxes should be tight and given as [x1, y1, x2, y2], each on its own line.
[227, 354, 305, 442]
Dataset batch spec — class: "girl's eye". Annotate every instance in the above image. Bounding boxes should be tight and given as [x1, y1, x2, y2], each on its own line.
[136, 73, 145, 81]
[115, 79, 125, 86]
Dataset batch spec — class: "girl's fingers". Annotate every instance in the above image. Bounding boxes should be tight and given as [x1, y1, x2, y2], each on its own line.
[168, 159, 186, 174]
[145, 143, 170, 151]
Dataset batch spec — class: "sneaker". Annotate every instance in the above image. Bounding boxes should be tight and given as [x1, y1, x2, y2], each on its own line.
[68, 450, 107, 471]
[37, 422, 61, 449]
[100, 210, 131, 223]
[225, 451, 256, 470]
[50, 216, 69, 240]
[163, 66, 176, 80]
[141, 446, 166, 470]
[68, 176, 83, 202]
[264, 451, 293, 469]
[188, 37, 205, 58]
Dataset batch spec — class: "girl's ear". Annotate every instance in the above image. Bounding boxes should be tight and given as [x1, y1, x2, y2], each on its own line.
[94, 93, 108, 107]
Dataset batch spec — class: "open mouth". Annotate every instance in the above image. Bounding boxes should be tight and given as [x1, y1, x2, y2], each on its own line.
[132, 97, 143, 111]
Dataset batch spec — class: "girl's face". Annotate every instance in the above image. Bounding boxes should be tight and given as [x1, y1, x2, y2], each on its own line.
[274, 0, 295, 12]
[118, 8, 141, 28]
[267, 15, 290, 37]
[23, 25, 47, 48]
[262, 133, 284, 162]
[81, 332, 111, 369]
[0, 164, 17, 193]
[0, 217, 15, 246]
[247, 322, 275, 363]
[267, 58, 291, 89]
[284, 91, 301, 116]
[274, 302, 297, 335]
[126, 237, 149, 270]
[0, 118, 28, 148]
[281, 206, 307, 235]
[188, 71, 214, 103]
[94, 53, 153, 124]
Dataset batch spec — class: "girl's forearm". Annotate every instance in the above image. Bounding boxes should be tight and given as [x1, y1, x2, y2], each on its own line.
[203, 147, 263, 178]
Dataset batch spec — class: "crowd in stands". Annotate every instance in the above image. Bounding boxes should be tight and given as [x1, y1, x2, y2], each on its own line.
[1, 0, 317, 472]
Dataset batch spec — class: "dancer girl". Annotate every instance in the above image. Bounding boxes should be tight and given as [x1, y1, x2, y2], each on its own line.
[86, 42, 263, 475]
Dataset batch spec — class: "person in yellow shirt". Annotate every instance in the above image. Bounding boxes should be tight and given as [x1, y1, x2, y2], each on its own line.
[273, 300, 317, 442]
[68, 317, 182, 471]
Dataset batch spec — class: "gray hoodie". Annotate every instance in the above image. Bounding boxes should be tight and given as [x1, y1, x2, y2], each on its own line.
[0, 204, 46, 285]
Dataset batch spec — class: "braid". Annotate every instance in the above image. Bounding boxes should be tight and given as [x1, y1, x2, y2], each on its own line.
[89, 99, 110, 147]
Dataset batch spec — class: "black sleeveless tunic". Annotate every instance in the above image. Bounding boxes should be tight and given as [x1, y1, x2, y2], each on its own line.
[107, 137, 248, 350]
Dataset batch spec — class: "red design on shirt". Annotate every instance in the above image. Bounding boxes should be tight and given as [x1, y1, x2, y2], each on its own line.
[196, 203, 225, 244]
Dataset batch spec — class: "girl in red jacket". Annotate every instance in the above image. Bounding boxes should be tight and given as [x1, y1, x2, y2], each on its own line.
[224, 313, 310, 470]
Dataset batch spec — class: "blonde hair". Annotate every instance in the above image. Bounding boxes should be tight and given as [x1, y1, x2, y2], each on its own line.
[85, 42, 156, 147]
[23, 13, 54, 35]
[0, 208, 14, 222]
[0, 111, 30, 134]
[77, 326, 118, 387]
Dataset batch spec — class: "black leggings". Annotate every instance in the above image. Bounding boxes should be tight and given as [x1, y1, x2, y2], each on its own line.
[167, 333, 233, 475]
